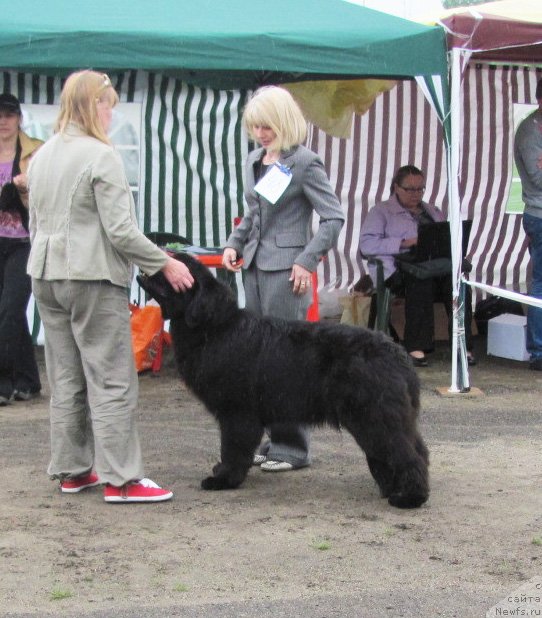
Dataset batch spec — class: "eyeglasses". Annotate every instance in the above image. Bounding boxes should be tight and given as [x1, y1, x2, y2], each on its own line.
[399, 186, 425, 193]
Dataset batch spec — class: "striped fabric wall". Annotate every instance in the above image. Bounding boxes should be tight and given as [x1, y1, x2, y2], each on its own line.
[461, 64, 542, 300]
[1, 64, 540, 341]
[309, 77, 448, 299]
[315, 63, 542, 307]
[137, 74, 249, 246]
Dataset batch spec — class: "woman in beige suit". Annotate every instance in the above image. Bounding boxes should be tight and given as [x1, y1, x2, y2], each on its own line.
[223, 86, 344, 472]
[27, 71, 193, 503]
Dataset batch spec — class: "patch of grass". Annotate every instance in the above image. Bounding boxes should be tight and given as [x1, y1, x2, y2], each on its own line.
[312, 540, 331, 551]
[531, 537, 542, 546]
[173, 583, 189, 592]
[50, 588, 73, 601]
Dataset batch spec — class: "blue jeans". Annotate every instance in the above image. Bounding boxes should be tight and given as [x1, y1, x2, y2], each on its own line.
[522, 213, 542, 360]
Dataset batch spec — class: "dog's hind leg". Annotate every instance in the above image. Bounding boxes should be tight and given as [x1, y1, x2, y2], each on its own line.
[365, 456, 395, 499]
[414, 432, 429, 466]
[384, 435, 429, 509]
[342, 418, 397, 500]
[342, 417, 429, 509]
[201, 416, 264, 491]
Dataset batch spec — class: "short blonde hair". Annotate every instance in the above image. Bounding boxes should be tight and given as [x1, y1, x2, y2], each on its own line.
[243, 86, 307, 151]
[56, 70, 119, 144]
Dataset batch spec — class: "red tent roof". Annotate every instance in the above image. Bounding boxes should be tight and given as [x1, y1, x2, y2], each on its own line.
[441, 11, 542, 62]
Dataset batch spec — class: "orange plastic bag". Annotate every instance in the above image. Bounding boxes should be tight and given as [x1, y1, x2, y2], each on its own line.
[129, 303, 165, 373]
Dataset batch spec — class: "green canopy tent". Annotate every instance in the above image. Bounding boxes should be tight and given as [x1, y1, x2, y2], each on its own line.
[1, 0, 447, 88]
[1, 0, 457, 382]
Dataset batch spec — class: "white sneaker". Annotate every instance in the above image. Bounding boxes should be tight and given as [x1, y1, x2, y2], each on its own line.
[260, 460, 294, 472]
[253, 454, 267, 466]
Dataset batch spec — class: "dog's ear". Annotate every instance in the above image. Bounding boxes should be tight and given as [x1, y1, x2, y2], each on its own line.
[184, 271, 237, 328]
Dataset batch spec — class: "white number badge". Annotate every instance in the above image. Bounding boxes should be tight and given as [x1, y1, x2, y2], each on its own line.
[254, 163, 292, 204]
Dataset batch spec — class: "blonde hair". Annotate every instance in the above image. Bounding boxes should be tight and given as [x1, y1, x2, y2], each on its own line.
[243, 86, 307, 151]
[55, 70, 119, 144]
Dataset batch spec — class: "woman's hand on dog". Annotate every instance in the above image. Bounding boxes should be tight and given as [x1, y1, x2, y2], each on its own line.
[290, 264, 312, 295]
[161, 257, 194, 292]
[222, 248, 242, 272]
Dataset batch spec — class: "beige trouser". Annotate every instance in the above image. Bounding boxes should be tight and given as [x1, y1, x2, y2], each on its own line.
[32, 279, 144, 487]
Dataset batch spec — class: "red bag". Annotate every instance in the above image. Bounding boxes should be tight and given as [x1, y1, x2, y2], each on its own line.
[129, 303, 166, 373]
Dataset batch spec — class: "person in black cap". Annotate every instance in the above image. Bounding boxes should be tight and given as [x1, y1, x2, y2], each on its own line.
[0, 92, 43, 404]
[515, 78, 542, 371]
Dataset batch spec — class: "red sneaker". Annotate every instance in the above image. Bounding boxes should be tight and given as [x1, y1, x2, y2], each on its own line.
[103, 478, 173, 503]
[61, 471, 100, 493]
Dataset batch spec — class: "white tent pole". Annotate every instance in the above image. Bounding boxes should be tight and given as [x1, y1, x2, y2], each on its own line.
[448, 46, 468, 393]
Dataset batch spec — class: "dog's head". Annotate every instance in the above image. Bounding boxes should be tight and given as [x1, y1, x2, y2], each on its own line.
[137, 252, 238, 328]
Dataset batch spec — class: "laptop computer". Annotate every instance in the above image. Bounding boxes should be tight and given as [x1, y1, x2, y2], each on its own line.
[396, 220, 472, 264]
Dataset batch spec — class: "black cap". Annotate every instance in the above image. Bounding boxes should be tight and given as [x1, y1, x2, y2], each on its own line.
[0, 93, 21, 114]
[536, 78, 542, 101]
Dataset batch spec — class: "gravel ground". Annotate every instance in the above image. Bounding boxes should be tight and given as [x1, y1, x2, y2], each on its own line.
[1, 337, 541, 618]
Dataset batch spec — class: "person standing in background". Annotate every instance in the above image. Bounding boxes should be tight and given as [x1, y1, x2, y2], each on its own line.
[0, 93, 43, 405]
[515, 78, 542, 371]
[27, 70, 194, 502]
[222, 86, 344, 472]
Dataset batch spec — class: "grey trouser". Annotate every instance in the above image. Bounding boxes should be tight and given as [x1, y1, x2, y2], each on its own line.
[244, 266, 311, 468]
[32, 279, 144, 487]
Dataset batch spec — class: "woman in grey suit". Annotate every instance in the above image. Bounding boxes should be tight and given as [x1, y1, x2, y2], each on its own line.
[223, 86, 344, 472]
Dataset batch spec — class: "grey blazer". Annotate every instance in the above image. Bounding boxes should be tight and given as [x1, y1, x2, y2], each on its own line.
[226, 145, 344, 273]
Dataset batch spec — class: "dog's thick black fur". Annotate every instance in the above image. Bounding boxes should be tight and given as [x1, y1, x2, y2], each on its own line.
[138, 253, 429, 509]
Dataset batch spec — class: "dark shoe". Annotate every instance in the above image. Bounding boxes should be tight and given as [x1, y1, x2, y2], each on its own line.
[409, 353, 428, 367]
[14, 390, 40, 401]
[0, 392, 14, 406]
[467, 353, 477, 367]
[530, 359, 542, 371]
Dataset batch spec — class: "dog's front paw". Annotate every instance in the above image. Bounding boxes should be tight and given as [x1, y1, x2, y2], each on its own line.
[201, 475, 231, 490]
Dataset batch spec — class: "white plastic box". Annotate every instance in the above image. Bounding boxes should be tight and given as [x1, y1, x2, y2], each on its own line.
[487, 313, 529, 361]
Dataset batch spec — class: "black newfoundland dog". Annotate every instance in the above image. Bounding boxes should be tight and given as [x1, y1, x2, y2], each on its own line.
[138, 253, 429, 509]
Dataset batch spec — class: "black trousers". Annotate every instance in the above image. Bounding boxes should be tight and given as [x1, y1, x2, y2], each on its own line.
[0, 238, 41, 397]
[388, 270, 473, 354]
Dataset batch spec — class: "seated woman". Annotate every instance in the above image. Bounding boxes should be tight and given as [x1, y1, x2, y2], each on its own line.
[359, 165, 474, 367]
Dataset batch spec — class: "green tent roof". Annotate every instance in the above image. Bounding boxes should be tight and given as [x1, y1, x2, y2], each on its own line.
[1, 0, 447, 88]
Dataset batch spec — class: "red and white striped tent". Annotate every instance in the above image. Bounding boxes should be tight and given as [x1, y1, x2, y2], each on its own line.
[319, 1, 542, 390]
[438, 0, 542, 387]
